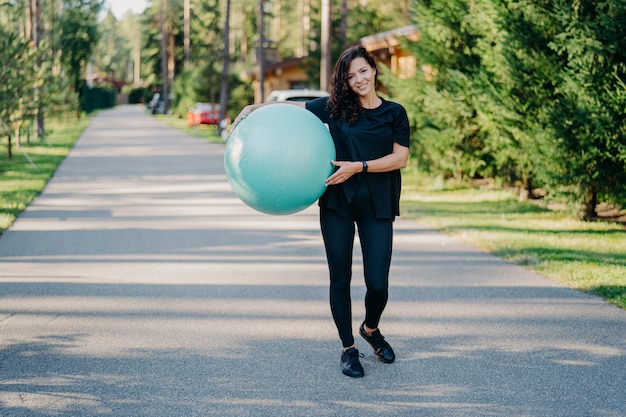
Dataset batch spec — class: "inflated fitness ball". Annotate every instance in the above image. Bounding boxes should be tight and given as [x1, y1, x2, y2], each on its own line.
[224, 103, 335, 215]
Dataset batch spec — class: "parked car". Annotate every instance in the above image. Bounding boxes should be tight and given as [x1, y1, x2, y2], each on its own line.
[187, 102, 221, 126]
[265, 89, 329, 102]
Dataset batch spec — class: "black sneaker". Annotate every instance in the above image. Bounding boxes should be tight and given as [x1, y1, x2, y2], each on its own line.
[340, 347, 365, 378]
[359, 322, 395, 363]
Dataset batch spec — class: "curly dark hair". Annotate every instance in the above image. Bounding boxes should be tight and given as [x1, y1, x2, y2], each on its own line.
[327, 45, 378, 125]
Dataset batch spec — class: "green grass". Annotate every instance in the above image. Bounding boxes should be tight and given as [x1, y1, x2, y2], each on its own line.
[400, 174, 626, 309]
[0, 117, 91, 233]
[153, 113, 224, 143]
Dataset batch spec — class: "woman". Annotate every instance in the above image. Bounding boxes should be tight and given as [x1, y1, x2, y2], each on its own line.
[235, 46, 410, 378]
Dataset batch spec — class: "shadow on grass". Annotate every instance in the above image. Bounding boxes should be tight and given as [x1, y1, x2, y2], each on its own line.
[402, 200, 625, 236]
[403, 198, 549, 216]
[402, 199, 626, 310]
[587, 285, 626, 307]
[490, 247, 626, 309]
[490, 245, 626, 267]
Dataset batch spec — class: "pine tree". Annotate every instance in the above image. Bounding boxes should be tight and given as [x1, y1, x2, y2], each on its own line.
[500, 0, 626, 217]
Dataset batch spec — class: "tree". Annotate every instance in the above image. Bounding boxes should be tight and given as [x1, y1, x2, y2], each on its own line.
[59, 0, 103, 116]
[219, 0, 232, 136]
[92, 11, 134, 83]
[0, 32, 44, 157]
[320, 0, 331, 90]
[398, 0, 491, 181]
[499, 0, 626, 218]
[117, 12, 143, 85]
[395, 0, 625, 217]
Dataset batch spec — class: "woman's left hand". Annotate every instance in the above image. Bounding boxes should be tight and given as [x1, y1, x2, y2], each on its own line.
[325, 161, 362, 186]
[324, 143, 409, 186]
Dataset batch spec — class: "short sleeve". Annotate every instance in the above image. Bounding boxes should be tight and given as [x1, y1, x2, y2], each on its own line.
[305, 97, 331, 124]
[394, 104, 410, 148]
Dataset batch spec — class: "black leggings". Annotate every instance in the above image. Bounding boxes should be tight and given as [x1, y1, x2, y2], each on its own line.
[320, 180, 393, 348]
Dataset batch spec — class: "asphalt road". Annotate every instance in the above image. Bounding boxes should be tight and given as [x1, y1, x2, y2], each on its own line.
[1, 105, 625, 417]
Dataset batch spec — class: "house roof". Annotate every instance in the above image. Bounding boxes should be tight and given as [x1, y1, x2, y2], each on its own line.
[360, 25, 419, 51]
[246, 25, 420, 81]
[244, 56, 313, 81]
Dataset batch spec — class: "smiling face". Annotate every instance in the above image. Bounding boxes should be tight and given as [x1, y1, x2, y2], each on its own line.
[347, 57, 377, 98]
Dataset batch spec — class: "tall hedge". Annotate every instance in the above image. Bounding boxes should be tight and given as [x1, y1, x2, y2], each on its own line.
[396, 0, 626, 218]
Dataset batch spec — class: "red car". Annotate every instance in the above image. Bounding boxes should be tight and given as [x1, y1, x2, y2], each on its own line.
[187, 102, 221, 126]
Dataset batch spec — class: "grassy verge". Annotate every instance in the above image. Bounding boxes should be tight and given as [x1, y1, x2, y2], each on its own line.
[400, 171, 626, 309]
[0, 117, 91, 234]
[153, 113, 224, 143]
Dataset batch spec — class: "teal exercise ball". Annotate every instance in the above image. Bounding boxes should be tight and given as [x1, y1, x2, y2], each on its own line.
[224, 103, 336, 215]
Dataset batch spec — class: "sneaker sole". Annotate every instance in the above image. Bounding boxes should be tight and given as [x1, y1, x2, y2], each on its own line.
[342, 369, 365, 378]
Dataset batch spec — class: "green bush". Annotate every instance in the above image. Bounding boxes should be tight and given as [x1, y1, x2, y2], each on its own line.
[127, 87, 148, 104]
[81, 85, 116, 113]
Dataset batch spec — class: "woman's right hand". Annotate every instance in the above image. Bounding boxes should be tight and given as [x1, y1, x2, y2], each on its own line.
[231, 101, 306, 133]
[231, 104, 255, 131]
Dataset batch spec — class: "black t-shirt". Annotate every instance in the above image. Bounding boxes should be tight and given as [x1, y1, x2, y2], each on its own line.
[306, 96, 410, 219]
